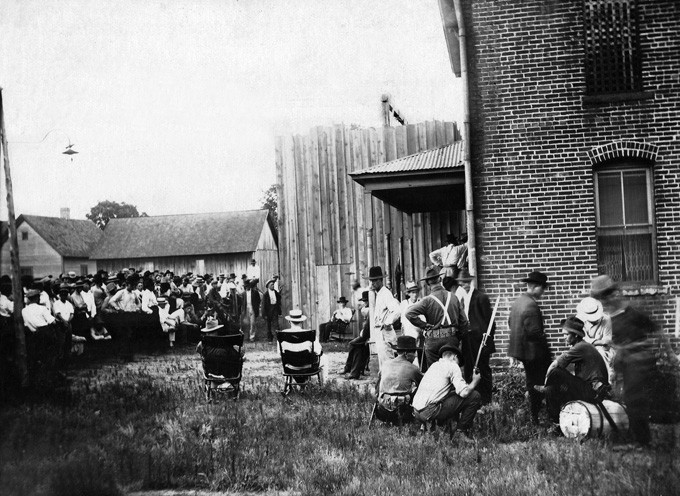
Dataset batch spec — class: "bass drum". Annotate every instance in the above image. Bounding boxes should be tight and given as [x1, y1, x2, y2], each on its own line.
[560, 400, 629, 439]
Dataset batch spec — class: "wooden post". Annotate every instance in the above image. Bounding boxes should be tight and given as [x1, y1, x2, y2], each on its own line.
[0, 88, 28, 389]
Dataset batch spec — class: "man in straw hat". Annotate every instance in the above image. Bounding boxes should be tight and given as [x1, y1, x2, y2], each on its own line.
[280, 309, 325, 384]
[508, 270, 551, 424]
[590, 275, 657, 446]
[319, 296, 352, 343]
[405, 266, 470, 373]
[375, 335, 423, 424]
[262, 279, 282, 343]
[412, 341, 482, 443]
[540, 316, 610, 426]
[576, 296, 614, 383]
[366, 266, 401, 369]
[456, 268, 496, 405]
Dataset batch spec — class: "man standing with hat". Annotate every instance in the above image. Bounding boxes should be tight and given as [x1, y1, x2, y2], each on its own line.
[375, 335, 423, 424]
[541, 316, 609, 425]
[319, 296, 352, 343]
[405, 266, 470, 373]
[456, 268, 496, 405]
[429, 234, 467, 281]
[367, 266, 401, 370]
[508, 270, 552, 424]
[590, 275, 657, 446]
[262, 279, 282, 342]
[412, 341, 482, 442]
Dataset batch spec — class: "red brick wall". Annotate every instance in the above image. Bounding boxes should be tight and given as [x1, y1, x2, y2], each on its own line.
[463, 0, 680, 359]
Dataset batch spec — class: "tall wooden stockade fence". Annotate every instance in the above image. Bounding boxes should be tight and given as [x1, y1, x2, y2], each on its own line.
[275, 121, 463, 334]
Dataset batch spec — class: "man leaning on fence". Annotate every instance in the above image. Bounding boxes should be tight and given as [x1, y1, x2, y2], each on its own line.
[405, 266, 470, 373]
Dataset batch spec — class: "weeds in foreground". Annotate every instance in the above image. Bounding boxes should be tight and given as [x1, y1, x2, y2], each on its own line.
[0, 353, 678, 496]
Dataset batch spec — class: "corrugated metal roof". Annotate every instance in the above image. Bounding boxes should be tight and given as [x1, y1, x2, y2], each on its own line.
[350, 141, 465, 176]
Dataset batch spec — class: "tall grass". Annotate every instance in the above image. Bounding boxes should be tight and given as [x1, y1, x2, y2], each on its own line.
[0, 350, 678, 496]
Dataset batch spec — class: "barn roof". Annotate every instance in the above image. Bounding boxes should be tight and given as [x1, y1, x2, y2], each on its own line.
[18, 215, 103, 258]
[91, 210, 272, 260]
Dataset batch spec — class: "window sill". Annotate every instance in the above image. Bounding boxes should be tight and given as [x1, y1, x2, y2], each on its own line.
[583, 92, 654, 104]
[618, 284, 667, 297]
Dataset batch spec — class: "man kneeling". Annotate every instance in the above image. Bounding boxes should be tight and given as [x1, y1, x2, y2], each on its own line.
[375, 335, 422, 424]
[541, 316, 609, 426]
[412, 341, 481, 443]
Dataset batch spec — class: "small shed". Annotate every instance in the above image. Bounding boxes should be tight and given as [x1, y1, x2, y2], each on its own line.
[0, 215, 102, 278]
[90, 210, 279, 287]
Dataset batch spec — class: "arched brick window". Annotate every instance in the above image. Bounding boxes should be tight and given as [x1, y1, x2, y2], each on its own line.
[589, 141, 658, 283]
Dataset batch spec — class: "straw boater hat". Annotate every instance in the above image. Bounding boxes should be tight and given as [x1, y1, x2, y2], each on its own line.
[285, 309, 307, 323]
[390, 335, 421, 351]
[405, 281, 419, 293]
[157, 296, 168, 305]
[201, 317, 224, 333]
[521, 271, 549, 287]
[366, 266, 385, 280]
[562, 316, 585, 337]
[576, 297, 603, 323]
[419, 266, 441, 282]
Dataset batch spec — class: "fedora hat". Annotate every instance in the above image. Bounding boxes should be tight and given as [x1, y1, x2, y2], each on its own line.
[359, 290, 369, 303]
[366, 266, 385, 280]
[390, 335, 421, 351]
[405, 281, 419, 293]
[446, 233, 458, 244]
[521, 271, 549, 287]
[419, 266, 441, 282]
[337, 296, 348, 304]
[576, 297, 603, 323]
[201, 317, 224, 333]
[105, 282, 118, 294]
[456, 268, 474, 281]
[590, 275, 617, 298]
[562, 316, 585, 337]
[285, 308, 307, 323]
[439, 342, 463, 363]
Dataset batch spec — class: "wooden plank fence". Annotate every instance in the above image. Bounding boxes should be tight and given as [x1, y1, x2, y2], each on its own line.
[275, 121, 463, 333]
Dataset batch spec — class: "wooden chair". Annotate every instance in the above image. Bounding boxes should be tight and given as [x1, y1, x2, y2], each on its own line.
[276, 329, 323, 395]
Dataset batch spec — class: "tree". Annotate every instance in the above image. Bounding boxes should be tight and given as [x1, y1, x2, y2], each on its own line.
[259, 184, 278, 231]
[87, 200, 148, 229]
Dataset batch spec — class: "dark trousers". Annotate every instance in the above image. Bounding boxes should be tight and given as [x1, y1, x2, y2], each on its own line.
[265, 310, 279, 341]
[111, 312, 137, 361]
[415, 390, 482, 432]
[615, 347, 655, 445]
[522, 357, 550, 422]
[544, 367, 597, 423]
[343, 339, 369, 379]
[423, 336, 458, 373]
[375, 403, 413, 425]
[464, 346, 493, 404]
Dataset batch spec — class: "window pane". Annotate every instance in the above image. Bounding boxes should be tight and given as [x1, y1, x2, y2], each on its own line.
[598, 173, 623, 226]
[623, 170, 649, 224]
[623, 232, 653, 281]
[597, 231, 623, 281]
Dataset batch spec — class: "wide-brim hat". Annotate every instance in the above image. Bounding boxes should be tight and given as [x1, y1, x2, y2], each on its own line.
[337, 296, 348, 304]
[576, 297, 603, 323]
[456, 268, 474, 282]
[419, 266, 441, 282]
[157, 296, 168, 305]
[265, 279, 276, 287]
[201, 318, 224, 333]
[590, 275, 617, 298]
[285, 309, 307, 323]
[366, 266, 385, 280]
[562, 316, 585, 337]
[521, 271, 549, 287]
[405, 281, 419, 293]
[26, 288, 41, 299]
[446, 233, 458, 244]
[105, 282, 118, 294]
[439, 342, 463, 363]
[229, 273, 237, 280]
[67, 271, 77, 279]
[391, 335, 421, 351]
[359, 290, 369, 303]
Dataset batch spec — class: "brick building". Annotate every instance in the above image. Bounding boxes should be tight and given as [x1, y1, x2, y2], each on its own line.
[438, 0, 680, 356]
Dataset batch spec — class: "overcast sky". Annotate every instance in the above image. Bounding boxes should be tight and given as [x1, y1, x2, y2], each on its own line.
[0, 0, 461, 220]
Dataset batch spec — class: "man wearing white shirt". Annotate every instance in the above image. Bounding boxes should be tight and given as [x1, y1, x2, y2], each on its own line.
[429, 234, 467, 281]
[0, 285, 14, 318]
[23, 289, 56, 332]
[367, 266, 401, 370]
[82, 280, 97, 318]
[246, 259, 261, 287]
[319, 296, 353, 342]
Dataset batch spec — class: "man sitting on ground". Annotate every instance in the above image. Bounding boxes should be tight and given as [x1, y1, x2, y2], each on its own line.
[319, 296, 353, 342]
[375, 335, 423, 424]
[539, 316, 610, 426]
[412, 341, 481, 443]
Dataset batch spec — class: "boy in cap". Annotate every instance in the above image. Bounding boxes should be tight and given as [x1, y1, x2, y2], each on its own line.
[412, 341, 481, 442]
[540, 316, 609, 426]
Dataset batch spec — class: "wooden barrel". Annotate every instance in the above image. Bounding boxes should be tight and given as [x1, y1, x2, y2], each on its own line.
[559, 400, 629, 439]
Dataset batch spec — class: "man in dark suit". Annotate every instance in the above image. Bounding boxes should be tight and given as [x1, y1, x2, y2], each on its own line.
[262, 279, 281, 343]
[508, 271, 551, 424]
[456, 269, 496, 405]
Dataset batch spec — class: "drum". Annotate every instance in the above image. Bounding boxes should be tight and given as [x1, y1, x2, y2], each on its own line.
[559, 400, 629, 439]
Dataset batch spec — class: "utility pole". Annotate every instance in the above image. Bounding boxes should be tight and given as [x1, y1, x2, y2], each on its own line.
[381, 94, 406, 127]
[0, 88, 28, 389]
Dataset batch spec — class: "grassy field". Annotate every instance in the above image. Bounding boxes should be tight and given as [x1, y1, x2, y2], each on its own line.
[1, 339, 679, 496]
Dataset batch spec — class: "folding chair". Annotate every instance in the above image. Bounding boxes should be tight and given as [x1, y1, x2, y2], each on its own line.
[200, 333, 244, 401]
[277, 329, 323, 396]
[329, 309, 356, 342]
